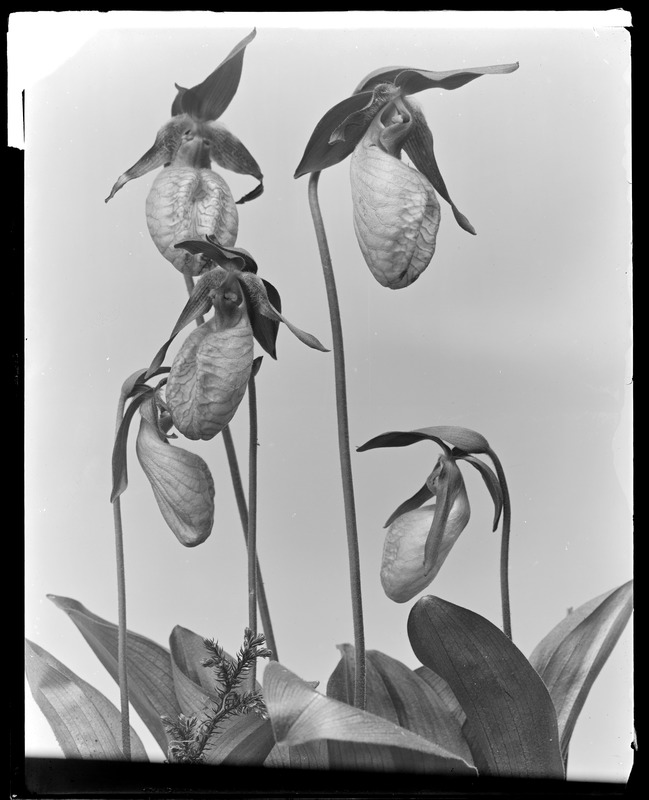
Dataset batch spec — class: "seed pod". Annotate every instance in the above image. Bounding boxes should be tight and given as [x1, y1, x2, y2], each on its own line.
[146, 136, 239, 277]
[381, 487, 470, 603]
[350, 109, 440, 289]
[165, 280, 254, 440]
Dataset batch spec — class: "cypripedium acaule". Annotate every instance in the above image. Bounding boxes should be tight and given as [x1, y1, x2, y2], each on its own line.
[106, 29, 262, 205]
[295, 61, 518, 289]
[358, 426, 506, 602]
[105, 30, 263, 278]
[111, 369, 216, 547]
[143, 236, 328, 440]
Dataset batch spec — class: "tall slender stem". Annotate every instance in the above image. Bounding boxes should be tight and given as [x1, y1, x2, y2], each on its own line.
[222, 425, 278, 661]
[183, 269, 278, 661]
[247, 372, 259, 687]
[308, 171, 366, 709]
[488, 447, 512, 640]
[112, 394, 131, 759]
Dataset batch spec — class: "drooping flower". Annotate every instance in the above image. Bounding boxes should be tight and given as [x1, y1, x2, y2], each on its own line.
[135, 396, 215, 546]
[358, 426, 505, 602]
[111, 376, 216, 547]
[295, 61, 518, 288]
[141, 236, 328, 439]
[165, 272, 255, 440]
[105, 28, 263, 207]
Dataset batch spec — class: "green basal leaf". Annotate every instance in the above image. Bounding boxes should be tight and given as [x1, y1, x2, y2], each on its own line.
[263, 661, 475, 775]
[327, 645, 474, 766]
[408, 595, 565, 778]
[48, 595, 180, 756]
[25, 639, 148, 761]
[203, 714, 276, 766]
[529, 580, 633, 764]
[169, 626, 222, 715]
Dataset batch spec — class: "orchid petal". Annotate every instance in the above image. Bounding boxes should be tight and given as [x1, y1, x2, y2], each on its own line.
[384, 483, 434, 528]
[358, 430, 448, 453]
[145, 269, 227, 379]
[237, 272, 329, 352]
[423, 458, 468, 576]
[328, 83, 401, 144]
[110, 390, 152, 503]
[354, 62, 519, 95]
[402, 99, 475, 234]
[175, 236, 258, 273]
[175, 29, 257, 122]
[136, 399, 215, 546]
[294, 91, 378, 178]
[105, 116, 191, 202]
[203, 120, 263, 204]
[460, 454, 503, 531]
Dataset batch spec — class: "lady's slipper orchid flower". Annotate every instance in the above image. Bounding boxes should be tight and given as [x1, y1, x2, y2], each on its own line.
[110, 378, 216, 547]
[358, 425, 506, 602]
[165, 272, 255, 441]
[295, 61, 518, 288]
[105, 29, 263, 207]
[145, 236, 329, 384]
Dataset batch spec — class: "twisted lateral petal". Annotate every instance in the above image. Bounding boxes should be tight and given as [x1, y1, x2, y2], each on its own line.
[105, 116, 192, 202]
[237, 271, 329, 352]
[402, 99, 475, 235]
[136, 414, 215, 547]
[146, 164, 238, 277]
[165, 312, 254, 441]
[203, 121, 264, 204]
[350, 112, 440, 289]
[381, 486, 470, 603]
[354, 62, 519, 95]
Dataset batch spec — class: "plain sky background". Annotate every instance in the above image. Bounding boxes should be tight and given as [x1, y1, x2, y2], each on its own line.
[20, 11, 632, 782]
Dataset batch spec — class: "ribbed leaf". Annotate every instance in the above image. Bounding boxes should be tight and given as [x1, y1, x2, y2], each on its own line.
[48, 595, 180, 756]
[25, 639, 148, 761]
[264, 661, 475, 774]
[169, 626, 221, 715]
[265, 739, 330, 769]
[408, 596, 565, 778]
[203, 714, 276, 766]
[328, 645, 473, 765]
[529, 580, 633, 762]
[174, 29, 257, 122]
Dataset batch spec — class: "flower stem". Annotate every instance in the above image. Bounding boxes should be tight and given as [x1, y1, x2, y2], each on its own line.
[487, 447, 513, 640]
[307, 171, 366, 710]
[247, 372, 259, 688]
[112, 393, 131, 759]
[183, 269, 278, 661]
[222, 425, 278, 661]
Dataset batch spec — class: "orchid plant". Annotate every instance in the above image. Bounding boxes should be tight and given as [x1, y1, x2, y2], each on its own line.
[26, 28, 632, 788]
